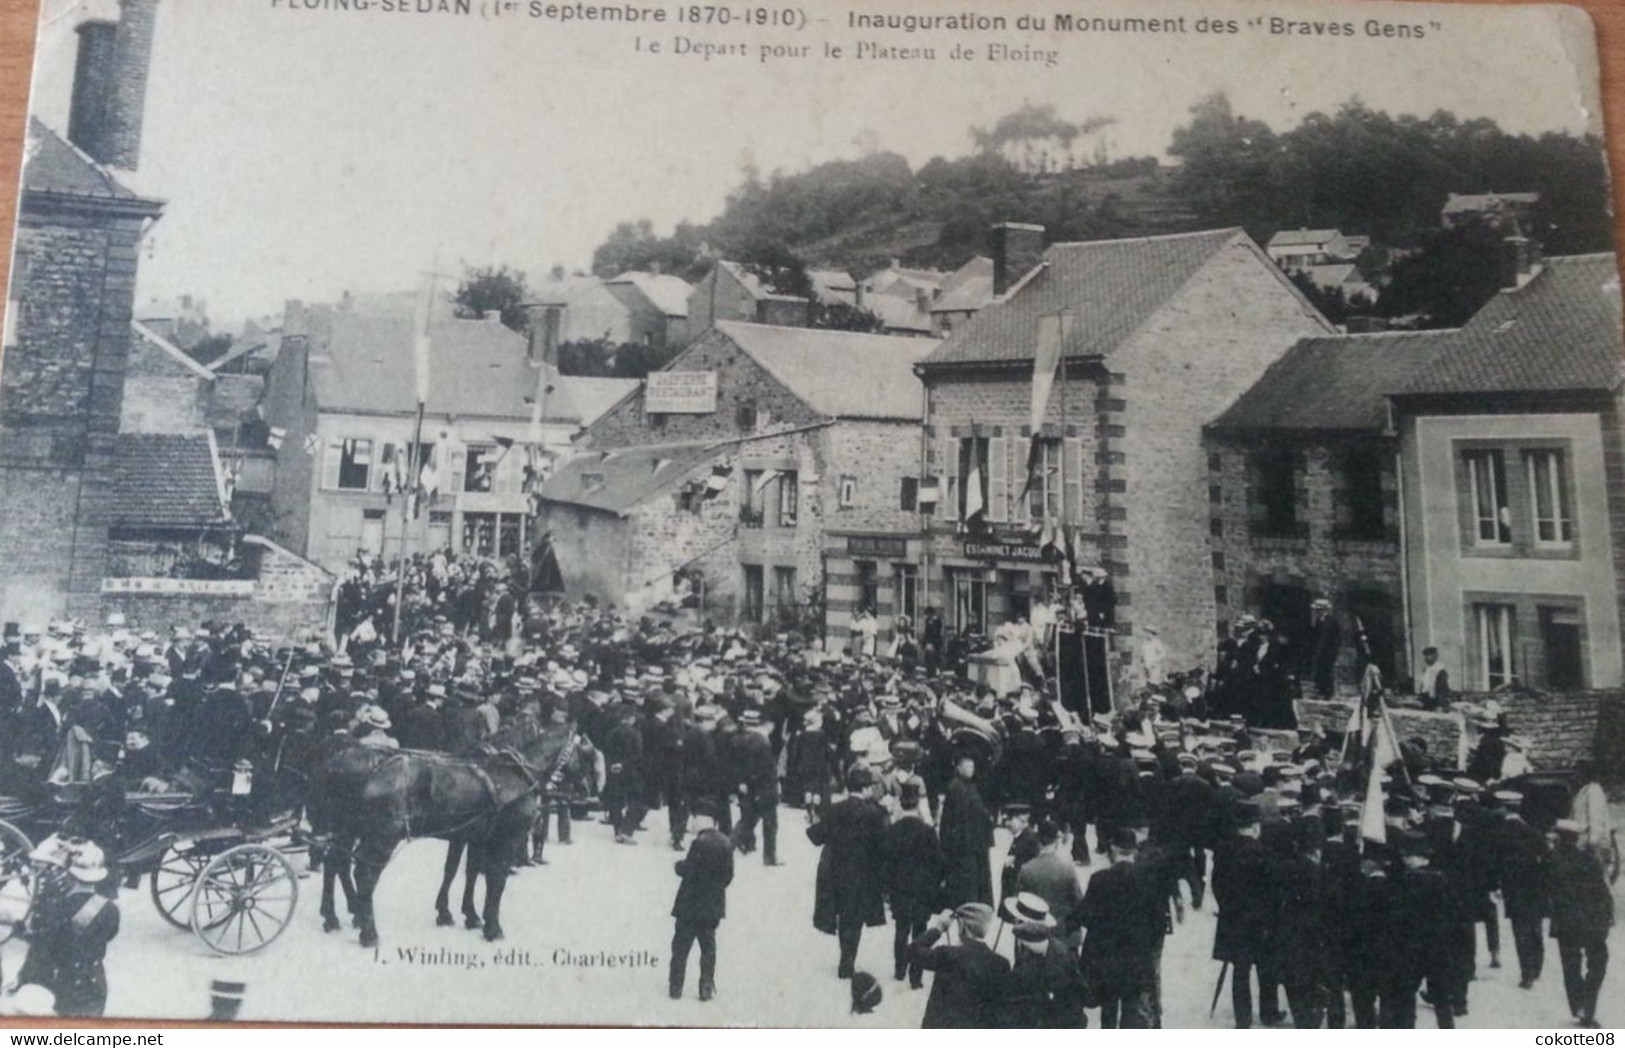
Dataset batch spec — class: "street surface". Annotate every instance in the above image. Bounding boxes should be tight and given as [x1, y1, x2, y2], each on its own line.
[5, 807, 1620, 1028]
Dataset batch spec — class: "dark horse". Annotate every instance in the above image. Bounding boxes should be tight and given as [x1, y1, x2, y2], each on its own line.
[309, 720, 598, 947]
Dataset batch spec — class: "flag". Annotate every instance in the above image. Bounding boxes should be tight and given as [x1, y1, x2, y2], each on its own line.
[1360, 739, 1387, 845]
[302, 434, 321, 456]
[1020, 311, 1073, 499]
[267, 427, 286, 451]
[918, 476, 940, 509]
[964, 460, 984, 521]
[703, 464, 731, 500]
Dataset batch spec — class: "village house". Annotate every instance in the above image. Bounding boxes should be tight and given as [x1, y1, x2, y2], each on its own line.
[686, 260, 811, 333]
[603, 271, 693, 349]
[929, 255, 996, 336]
[916, 224, 1334, 676]
[1205, 248, 1625, 695]
[1442, 191, 1540, 230]
[539, 321, 933, 628]
[1264, 227, 1368, 273]
[260, 304, 581, 572]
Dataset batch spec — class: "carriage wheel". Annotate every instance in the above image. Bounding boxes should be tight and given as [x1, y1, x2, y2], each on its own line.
[189, 843, 299, 956]
[0, 819, 34, 945]
[149, 844, 210, 930]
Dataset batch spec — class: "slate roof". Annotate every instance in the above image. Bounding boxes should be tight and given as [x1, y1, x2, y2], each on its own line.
[307, 313, 580, 422]
[864, 291, 933, 335]
[111, 433, 228, 527]
[560, 376, 640, 427]
[932, 257, 996, 314]
[1267, 228, 1344, 250]
[1209, 253, 1624, 433]
[606, 272, 693, 317]
[922, 229, 1249, 367]
[22, 119, 152, 205]
[1208, 331, 1454, 433]
[718, 261, 807, 303]
[540, 442, 719, 515]
[1393, 254, 1623, 397]
[1442, 192, 1540, 215]
[714, 321, 933, 420]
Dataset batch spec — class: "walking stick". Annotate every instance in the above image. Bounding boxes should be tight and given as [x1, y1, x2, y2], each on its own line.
[1209, 961, 1229, 1019]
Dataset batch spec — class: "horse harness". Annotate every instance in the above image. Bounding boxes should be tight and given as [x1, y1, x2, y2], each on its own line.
[389, 728, 581, 841]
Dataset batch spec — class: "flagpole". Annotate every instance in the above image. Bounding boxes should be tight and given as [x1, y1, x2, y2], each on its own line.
[393, 400, 426, 646]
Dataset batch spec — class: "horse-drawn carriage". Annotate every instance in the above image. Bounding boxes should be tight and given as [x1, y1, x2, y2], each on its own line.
[0, 778, 304, 957]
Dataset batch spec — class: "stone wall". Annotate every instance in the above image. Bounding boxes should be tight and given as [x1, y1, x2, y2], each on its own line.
[1207, 434, 1406, 687]
[121, 329, 208, 433]
[99, 536, 333, 643]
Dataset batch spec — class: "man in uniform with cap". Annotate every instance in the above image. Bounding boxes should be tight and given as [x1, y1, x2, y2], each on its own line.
[906, 902, 1011, 1028]
[17, 841, 120, 1017]
[1079, 828, 1163, 1028]
[602, 700, 647, 845]
[880, 781, 945, 989]
[1548, 819, 1612, 1027]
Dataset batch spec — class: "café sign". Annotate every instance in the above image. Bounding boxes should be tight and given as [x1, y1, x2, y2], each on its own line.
[963, 538, 1048, 563]
[644, 371, 718, 414]
[846, 534, 909, 558]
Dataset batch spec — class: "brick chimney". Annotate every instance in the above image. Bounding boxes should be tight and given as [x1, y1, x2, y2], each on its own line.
[66, 0, 158, 171]
[991, 222, 1045, 297]
[1499, 235, 1541, 290]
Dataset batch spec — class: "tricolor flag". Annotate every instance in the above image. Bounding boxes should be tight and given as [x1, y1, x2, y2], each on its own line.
[917, 476, 940, 510]
[1020, 311, 1074, 500]
[703, 464, 732, 500]
[964, 458, 985, 522]
[1360, 741, 1387, 845]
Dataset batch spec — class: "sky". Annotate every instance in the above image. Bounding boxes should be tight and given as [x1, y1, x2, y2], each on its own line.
[21, 0, 1608, 327]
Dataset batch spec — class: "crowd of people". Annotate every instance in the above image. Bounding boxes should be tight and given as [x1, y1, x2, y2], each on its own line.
[0, 555, 1612, 1026]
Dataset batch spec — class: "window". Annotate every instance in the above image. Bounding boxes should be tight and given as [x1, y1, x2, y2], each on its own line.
[736, 401, 758, 432]
[899, 477, 919, 511]
[956, 437, 990, 521]
[1026, 438, 1063, 522]
[777, 471, 799, 527]
[894, 563, 919, 623]
[949, 568, 988, 635]
[464, 445, 497, 493]
[854, 560, 880, 614]
[325, 438, 373, 491]
[838, 475, 857, 509]
[1475, 602, 1516, 688]
[742, 564, 765, 624]
[1539, 605, 1584, 690]
[1526, 449, 1574, 546]
[1465, 450, 1512, 545]
[772, 566, 797, 613]
[740, 470, 765, 527]
[377, 441, 436, 496]
[1335, 444, 1387, 540]
[462, 512, 525, 558]
[1251, 447, 1299, 536]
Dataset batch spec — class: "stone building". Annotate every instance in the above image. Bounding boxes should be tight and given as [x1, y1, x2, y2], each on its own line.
[686, 261, 811, 334]
[917, 225, 1333, 676]
[261, 304, 580, 572]
[1206, 250, 1625, 694]
[541, 321, 933, 625]
[0, 0, 164, 624]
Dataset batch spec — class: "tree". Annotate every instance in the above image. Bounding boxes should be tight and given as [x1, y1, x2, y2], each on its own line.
[808, 301, 886, 333]
[454, 265, 530, 332]
[187, 333, 235, 367]
[1377, 218, 1507, 328]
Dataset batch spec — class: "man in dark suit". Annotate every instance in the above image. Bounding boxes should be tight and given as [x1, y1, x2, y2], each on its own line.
[731, 709, 780, 865]
[881, 781, 946, 987]
[1493, 791, 1551, 988]
[938, 751, 994, 907]
[1016, 819, 1084, 950]
[669, 803, 734, 1002]
[809, 765, 888, 979]
[602, 702, 647, 844]
[395, 684, 449, 751]
[1306, 599, 1341, 698]
[1548, 819, 1613, 1027]
[1002, 894, 1087, 1028]
[1211, 802, 1280, 1027]
[907, 902, 1011, 1028]
[1079, 829, 1164, 1028]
